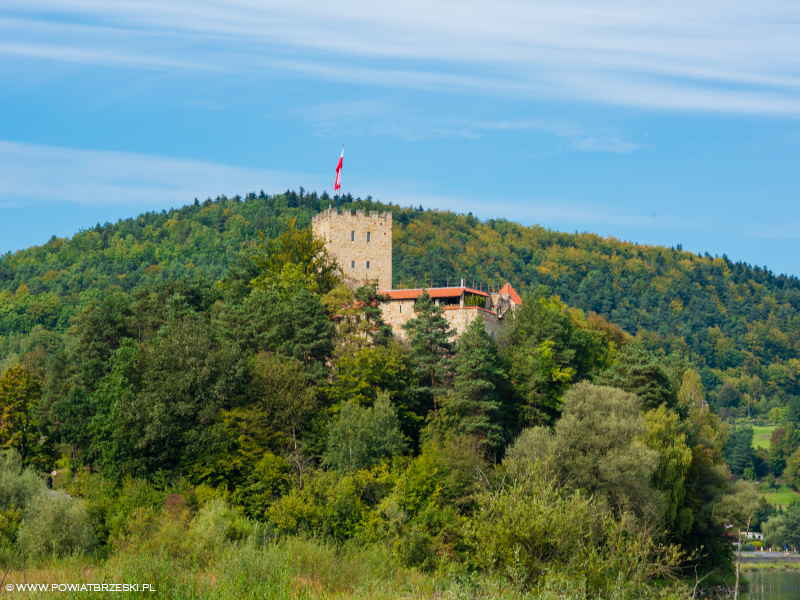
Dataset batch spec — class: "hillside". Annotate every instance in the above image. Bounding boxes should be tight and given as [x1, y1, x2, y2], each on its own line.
[1, 189, 798, 416]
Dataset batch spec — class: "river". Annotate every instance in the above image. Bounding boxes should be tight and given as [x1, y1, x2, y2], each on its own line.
[739, 571, 800, 599]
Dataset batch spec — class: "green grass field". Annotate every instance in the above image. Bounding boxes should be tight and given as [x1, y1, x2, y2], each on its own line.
[758, 485, 799, 509]
[752, 425, 777, 450]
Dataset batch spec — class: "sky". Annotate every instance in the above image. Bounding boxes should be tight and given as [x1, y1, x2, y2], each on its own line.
[1, 1, 800, 275]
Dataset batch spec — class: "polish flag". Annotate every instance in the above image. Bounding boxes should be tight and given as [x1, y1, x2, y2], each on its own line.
[334, 147, 343, 194]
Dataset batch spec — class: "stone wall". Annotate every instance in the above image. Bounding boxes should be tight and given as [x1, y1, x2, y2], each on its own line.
[381, 298, 416, 340]
[381, 302, 507, 342]
[312, 207, 392, 290]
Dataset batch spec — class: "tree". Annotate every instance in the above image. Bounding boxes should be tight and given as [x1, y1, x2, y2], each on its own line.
[0, 366, 45, 467]
[323, 283, 392, 360]
[677, 369, 706, 411]
[723, 427, 756, 479]
[250, 353, 318, 488]
[716, 382, 740, 408]
[119, 314, 245, 473]
[220, 286, 333, 382]
[511, 382, 662, 520]
[440, 318, 509, 454]
[71, 293, 135, 391]
[502, 292, 610, 427]
[402, 291, 455, 415]
[596, 345, 677, 412]
[327, 343, 422, 444]
[325, 393, 407, 472]
[189, 406, 289, 519]
[252, 217, 341, 294]
[644, 405, 693, 536]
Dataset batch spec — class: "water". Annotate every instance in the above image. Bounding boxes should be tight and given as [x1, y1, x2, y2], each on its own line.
[740, 570, 800, 599]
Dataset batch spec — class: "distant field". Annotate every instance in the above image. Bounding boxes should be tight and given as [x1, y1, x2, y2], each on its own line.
[753, 425, 777, 450]
[758, 485, 799, 509]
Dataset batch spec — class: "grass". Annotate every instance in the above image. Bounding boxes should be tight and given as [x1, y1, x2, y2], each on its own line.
[742, 561, 800, 572]
[752, 425, 777, 450]
[758, 485, 799, 509]
[0, 538, 692, 600]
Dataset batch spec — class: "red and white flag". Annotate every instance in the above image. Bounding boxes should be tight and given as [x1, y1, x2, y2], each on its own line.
[334, 147, 343, 194]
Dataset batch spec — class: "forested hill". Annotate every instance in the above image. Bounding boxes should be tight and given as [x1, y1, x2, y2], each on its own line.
[2, 189, 799, 414]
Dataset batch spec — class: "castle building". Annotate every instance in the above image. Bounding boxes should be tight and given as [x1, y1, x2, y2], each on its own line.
[312, 206, 392, 290]
[313, 207, 521, 340]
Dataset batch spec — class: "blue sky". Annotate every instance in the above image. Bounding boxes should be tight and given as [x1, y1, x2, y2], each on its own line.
[2, 1, 800, 275]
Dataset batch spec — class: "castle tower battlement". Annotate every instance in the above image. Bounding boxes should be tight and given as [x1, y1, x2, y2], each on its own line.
[312, 207, 392, 290]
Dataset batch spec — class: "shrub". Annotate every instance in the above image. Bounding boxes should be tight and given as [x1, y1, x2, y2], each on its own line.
[17, 493, 96, 558]
[0, 449, 42, 513]
[189, 498, 258, 557]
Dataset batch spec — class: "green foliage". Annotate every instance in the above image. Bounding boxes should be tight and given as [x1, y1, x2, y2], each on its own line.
[0, 366, 46, 467]
[723, 427, 762, 479]
[596, 345, 677, 412]
[508, 382, 661, 521]
[0, 190, 782, 584]
[402, 291, 455, 409]
[17, 493, 97, 557]
[219, 286, 333, 382]
[325, 394, 407, 472]
[502, 293, 612, 426]
[644, 406, 693, 536]
[119, 314, 245, 474]
[326, 343, 422, 444]
[440, 318, 509, 454]
[0, 449, 42, 520]
[249, 353, 318, 488]
[464, 461, 683, 592]
[252, 216, 341, 294]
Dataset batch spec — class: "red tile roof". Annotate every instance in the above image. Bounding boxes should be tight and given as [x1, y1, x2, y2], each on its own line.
[499, 283, 522, 305]
[380, 287, 488, 300]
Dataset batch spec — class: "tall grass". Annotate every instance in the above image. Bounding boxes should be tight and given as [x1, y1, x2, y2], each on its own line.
[1, 537, 690, 600]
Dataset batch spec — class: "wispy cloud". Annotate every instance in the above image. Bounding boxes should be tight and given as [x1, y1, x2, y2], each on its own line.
[3, 1, 800, 114]
[290, 103, 642, 152]
[0, 140, 326, 208]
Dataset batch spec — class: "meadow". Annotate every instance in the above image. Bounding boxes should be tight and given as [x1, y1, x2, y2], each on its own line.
[752, 425, 777, 450]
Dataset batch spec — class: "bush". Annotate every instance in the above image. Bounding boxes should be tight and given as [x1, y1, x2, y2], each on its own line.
[0, 449, 42, 513]
[464, 462, 683, 592]
[189, 498, 257, 556]
[17, 493, 96, 558]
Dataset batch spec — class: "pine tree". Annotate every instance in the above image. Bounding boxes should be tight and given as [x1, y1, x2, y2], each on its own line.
[442, 318, 508, 453]
[402, 291, 455, 414]
[596, 345, 676, 412]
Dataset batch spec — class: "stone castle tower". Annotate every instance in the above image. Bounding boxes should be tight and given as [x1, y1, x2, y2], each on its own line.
[311, 207, 392, 290]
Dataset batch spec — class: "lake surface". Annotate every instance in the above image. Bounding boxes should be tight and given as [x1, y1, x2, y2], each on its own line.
[740, 571, 800, 599]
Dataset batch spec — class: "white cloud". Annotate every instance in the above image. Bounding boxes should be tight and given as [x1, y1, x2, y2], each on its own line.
[290, 103, 642, 152]
[2, 1, 800, 113]
[0, 140, 325, 208]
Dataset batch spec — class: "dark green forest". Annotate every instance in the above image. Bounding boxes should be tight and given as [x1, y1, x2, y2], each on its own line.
[0, 189, 790, 597]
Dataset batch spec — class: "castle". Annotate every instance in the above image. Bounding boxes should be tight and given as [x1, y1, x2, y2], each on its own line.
[312, 207, 521, 340]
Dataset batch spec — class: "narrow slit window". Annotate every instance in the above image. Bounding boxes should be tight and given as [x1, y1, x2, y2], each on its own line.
[351, 231, 355, 241]
[366, 261, 370, 269]
[367, 232, 371, 242]
[351, 261, 355, 269]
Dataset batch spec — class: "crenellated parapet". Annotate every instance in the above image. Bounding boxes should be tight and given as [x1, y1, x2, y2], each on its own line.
[312, 207, 392, 290]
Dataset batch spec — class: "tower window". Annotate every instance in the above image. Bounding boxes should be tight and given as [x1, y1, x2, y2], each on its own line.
[351, 231, 354, 241]
[367, 232, 371, 242]
[366, 261, 370, 269]
[351, 261, 355, 269]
